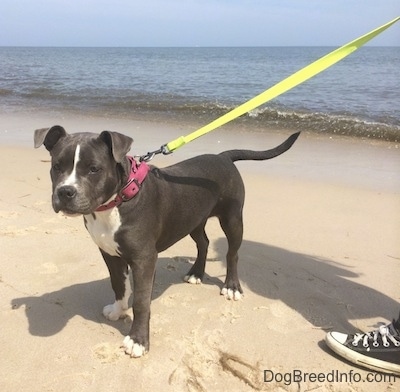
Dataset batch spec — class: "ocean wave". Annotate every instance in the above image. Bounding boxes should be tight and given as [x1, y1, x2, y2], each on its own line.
[0, 88, 13, 96]
[2, 87, 400, 142]
[243, 106, 400, 142]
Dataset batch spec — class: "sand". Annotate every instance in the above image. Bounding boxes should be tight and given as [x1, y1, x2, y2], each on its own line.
[0, 113, 399, 391]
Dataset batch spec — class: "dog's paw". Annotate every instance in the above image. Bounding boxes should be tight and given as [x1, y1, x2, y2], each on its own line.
[184, 274, 202, 284]
[103, 302, 127, 321]
[221, 287, 243, 301]
[122, 336, 147, 358]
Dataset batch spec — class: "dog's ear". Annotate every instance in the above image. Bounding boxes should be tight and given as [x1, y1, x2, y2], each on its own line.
[99, 131, 133, 163]
[34, 125, 67, 151]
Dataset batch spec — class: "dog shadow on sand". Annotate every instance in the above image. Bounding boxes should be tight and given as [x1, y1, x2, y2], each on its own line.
[11, 238, 399, 339]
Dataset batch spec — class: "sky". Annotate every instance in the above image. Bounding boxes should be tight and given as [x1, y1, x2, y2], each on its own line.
[0, 1, 399, 47]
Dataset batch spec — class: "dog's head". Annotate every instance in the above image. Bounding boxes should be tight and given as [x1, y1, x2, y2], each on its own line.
[34, 125, 133, 216]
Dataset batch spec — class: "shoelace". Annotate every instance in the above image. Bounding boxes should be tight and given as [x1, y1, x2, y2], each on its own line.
[352, 323, 400, 348]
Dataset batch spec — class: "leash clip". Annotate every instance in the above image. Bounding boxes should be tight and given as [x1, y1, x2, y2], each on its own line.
[138, 148, 162, 162]
[138, 145, 172, 162]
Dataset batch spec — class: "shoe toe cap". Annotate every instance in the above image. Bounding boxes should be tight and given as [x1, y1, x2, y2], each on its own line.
[327, 331, 348, 345]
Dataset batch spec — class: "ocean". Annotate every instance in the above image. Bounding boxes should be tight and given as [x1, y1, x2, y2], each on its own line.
[1, 46, 399, 141]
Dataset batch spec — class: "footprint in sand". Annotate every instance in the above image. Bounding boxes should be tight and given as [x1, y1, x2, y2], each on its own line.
[92, 342, 122, 363]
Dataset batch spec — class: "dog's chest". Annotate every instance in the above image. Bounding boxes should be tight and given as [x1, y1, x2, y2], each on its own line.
[84, 209, 122, 257]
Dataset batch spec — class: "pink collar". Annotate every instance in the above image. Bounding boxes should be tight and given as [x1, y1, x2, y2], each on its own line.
[95, 156, 150, 212]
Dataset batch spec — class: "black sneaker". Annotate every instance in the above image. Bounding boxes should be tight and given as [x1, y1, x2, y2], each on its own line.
[326, 315, 400, 375]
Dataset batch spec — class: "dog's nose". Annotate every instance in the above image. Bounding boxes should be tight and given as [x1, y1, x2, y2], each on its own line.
[57, 185, 77, 200]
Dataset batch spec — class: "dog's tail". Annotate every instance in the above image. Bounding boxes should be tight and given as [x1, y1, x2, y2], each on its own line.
[220, 132, 300, 162]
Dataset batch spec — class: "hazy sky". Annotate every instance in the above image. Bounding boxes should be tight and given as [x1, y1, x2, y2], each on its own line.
[1, 1, 399, 47]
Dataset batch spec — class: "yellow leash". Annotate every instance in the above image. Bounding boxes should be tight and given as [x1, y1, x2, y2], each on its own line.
[140, 16, 399, 160]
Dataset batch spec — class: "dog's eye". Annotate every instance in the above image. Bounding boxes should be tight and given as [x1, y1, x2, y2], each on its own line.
[89, 165, 101, 174]
[52, 163, 61, 172]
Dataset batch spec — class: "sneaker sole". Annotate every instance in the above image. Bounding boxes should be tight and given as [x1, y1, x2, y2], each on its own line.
[326, 333, 400, 376]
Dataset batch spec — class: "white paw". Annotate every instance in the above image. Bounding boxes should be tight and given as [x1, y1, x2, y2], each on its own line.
[122, 336, 147, 358]
[184, 275, 202, 284]
[221, 287, 243, 301]
[103, 301, 127, 321]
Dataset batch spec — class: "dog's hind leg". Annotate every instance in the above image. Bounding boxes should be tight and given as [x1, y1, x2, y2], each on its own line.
[184, 220, 209, 284]
[219, 211, 244, 301]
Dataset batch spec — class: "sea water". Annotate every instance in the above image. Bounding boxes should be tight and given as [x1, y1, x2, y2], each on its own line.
[0, 46, 399, 141]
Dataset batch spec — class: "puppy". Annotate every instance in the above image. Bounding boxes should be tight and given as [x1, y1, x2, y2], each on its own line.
[34, 126, 299, 357]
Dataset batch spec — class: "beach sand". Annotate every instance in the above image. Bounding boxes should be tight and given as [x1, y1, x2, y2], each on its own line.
[1, 113, 399, 391]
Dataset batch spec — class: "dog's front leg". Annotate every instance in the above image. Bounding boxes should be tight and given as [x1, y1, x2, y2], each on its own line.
[101, 250, 132, 321]
[123, 251, 157, 358]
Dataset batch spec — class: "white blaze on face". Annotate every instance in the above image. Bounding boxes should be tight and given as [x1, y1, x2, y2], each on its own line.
[63, 144, 81, 186]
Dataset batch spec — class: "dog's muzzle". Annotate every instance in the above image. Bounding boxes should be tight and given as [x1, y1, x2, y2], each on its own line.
[53, 185, 83, 215]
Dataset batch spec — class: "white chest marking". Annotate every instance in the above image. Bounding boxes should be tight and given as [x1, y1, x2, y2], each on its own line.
[84, 207, 122, 257]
